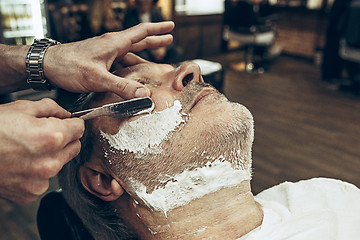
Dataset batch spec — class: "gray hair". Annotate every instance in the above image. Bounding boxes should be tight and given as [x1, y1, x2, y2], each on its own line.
[58, 93, 138, 240]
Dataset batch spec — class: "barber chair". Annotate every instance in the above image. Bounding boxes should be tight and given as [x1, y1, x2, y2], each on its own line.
[340, 40, 360, 63]
[37, 190, 94, 240]
[339, 0, 360, 63]
[222, 0, 277, 73]
[338, 0, 360, 94]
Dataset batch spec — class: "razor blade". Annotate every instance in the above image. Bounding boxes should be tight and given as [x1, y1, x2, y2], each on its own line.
[71, 97, 154, 120]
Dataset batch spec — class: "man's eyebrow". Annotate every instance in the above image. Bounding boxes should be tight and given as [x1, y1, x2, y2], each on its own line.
[128, 64, 151, 74]
[119, 64, 146, 77]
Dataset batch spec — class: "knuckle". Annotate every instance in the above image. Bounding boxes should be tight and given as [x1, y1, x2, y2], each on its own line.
[34, 160, 62, 178]
[32, 181, 50, 195]
[115, 80, 129, 93]
[98, 32, 116, 43]
[32, 130, 64, 152]
[47, 131, 64, 148]
[23, 181, 49, 197]
[139, 22, 151, 35]
[100, 32, 113, 39]
[39, 98, 56, 107]
[138, 22, 149, 29]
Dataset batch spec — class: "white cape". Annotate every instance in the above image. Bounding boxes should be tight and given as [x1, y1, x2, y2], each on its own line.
[238, 178, 360, 240]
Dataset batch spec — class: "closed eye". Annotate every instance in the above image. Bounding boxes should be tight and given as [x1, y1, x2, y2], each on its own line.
[135, 78, 150, 85]
[135, 77, 161, 87]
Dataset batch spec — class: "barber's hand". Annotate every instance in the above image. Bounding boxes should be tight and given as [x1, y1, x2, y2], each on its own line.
[44, 21, 175, 99]
[0, 99, 84, 203]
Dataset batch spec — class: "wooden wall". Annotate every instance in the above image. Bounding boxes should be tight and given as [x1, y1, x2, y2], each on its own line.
[172, 6, 328, 61]
[275, 7, 327, 59]
[173, 14, 223, 60]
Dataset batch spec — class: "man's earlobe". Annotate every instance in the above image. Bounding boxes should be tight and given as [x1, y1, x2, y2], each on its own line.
[79, 165, 124, 201]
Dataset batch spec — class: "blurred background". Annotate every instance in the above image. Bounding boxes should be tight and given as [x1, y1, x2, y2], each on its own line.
[0, 0, 359, 239]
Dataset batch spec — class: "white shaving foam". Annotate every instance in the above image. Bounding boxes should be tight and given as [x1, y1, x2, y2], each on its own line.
[129, 159, 252, 215]
[101, 100, 184, 156]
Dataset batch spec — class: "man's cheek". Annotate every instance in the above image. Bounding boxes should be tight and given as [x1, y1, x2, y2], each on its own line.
[151, 92, 177, 112]
[94, 117, 123, 135]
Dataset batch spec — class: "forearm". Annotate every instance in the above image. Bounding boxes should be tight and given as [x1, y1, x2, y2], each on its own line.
[0, 44, 29, 94]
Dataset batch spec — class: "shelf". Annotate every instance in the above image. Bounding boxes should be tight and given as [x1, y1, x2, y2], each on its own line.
[0, 0, 33, 5]
[3, 29, 36, 38]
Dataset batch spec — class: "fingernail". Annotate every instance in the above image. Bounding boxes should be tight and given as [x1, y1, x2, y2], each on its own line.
[134, 87, 150, 98]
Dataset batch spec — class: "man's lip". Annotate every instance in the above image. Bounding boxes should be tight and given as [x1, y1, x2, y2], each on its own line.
[190, 88, 217, 110]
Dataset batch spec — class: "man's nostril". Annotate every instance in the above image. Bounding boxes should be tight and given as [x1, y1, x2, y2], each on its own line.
[182, 73, 194, 87]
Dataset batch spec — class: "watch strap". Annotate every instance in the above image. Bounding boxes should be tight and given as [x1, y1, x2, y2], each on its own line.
[25, 38, 60, 91]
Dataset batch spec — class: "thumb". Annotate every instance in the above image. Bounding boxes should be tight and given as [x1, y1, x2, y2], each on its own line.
[105, 73, 150, 99]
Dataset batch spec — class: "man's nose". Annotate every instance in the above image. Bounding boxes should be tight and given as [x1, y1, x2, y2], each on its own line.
[173, 62, 204, 91]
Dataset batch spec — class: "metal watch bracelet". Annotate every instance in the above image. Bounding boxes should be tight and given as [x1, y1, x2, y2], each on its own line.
[25, 38, 60, 91]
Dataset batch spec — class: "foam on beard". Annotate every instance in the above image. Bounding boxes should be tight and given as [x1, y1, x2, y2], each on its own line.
[129, 157, 252, 216]
[130, 102, 253, 216]
[101, 100, 186, 157]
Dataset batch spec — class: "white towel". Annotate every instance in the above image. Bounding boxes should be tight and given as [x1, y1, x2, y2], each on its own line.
[238, 178, 360, 240]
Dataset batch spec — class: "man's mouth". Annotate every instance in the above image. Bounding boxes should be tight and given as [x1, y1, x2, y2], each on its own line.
[178, 82, 218, 113]
[189, 88, 217, 110]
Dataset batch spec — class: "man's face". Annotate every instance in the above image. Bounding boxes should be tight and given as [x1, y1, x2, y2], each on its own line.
[90, 62, 254, 200]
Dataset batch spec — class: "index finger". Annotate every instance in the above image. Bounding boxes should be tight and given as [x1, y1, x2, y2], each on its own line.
[28, 98, 71, 119]
[118, 52, 148, 66]
[123, 21, 175, 44]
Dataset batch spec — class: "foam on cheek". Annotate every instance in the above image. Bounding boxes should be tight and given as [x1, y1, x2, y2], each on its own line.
[129, 159, 252, 216]
[100, 100, 184, 156]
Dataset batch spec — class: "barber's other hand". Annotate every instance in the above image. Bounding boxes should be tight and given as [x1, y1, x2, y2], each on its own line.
[44, 21, 175, 99]
[0, 99, 84, 203]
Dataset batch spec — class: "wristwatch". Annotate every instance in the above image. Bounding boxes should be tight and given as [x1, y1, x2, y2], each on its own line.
[25, 38, 61, 91]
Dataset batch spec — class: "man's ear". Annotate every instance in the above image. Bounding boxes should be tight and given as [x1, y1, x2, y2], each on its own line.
[79, 157, 124, 201]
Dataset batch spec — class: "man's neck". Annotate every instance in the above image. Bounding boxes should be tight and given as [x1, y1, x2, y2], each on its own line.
[117, 181, 263, 239]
